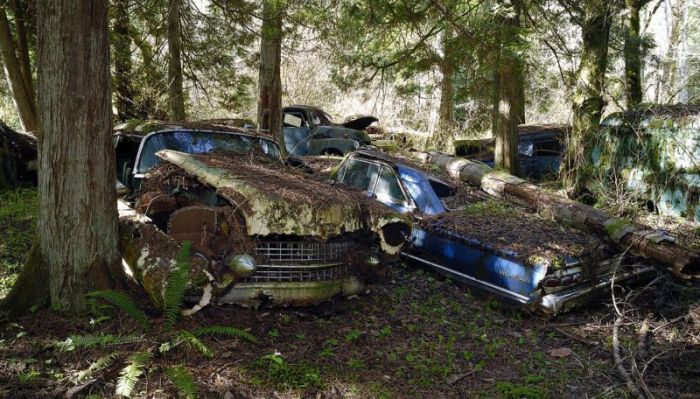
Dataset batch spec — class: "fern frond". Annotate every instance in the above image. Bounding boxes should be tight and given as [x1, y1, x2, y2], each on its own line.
[165, 365, 198, 399]
[193, 326, 259, 344]
[87, 290, 149, 328]
[164, 242, 191, 329]
[56, 333, 143, 352]
[77, 352, 119, 381]
[115, 351, 152, 398]
[173, 330, 213, 358]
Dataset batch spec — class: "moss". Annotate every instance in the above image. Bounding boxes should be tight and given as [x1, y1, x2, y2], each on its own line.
[462, 199, 511, 217]
[603, 218, 632, 238]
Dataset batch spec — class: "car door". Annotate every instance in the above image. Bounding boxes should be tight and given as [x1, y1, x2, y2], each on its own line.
[339, 157, 380, 193]
[371, 165, 413, 213]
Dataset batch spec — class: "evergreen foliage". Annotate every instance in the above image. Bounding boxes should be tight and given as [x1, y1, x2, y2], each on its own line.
[116, 351, 153, 398]
[87, 290, 149, 328]
[164, 241, 191, 329]
[166, 365, 198, 399]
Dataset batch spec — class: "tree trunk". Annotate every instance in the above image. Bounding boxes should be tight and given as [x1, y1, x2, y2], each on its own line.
[257, 0, 285, 156]
[10, 0, 33, 100]
[36, 0, 121, 314]
[624, 0, 646, 108]
[0, 6, 37, 133]
[562, 1, 613, 194]
[428, 25, 456, 154]
[112, 0, 136, 121]
[167, 0, 186, 121]
[492, 0, 524, 176]
[414, 151, 700, 280]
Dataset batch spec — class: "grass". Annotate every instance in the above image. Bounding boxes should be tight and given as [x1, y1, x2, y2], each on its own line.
[0, 188, 37, 296]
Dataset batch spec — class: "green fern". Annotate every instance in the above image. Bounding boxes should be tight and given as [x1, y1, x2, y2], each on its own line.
[173, 330, 213, 358]
[87, 290, 149, 328]
[193, 326, 259, 344]
[56, 333, 143, 352]
[164, 242, 191, 329]
[165, 365, 198, 399]
[115, 351, 152, 398]
[76, 352, 119, 381]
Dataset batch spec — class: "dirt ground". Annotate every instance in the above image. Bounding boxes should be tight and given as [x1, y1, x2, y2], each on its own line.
[1, 260, 699, 399]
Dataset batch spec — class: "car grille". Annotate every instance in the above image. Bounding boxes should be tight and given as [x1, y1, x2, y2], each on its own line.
[245, 240, 355, 283]
[255, 240, 354, 265]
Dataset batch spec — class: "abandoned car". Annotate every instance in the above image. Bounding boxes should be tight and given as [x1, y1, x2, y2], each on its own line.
[334, 150, 655, 315]
[282, 105, 376, 156]
[454, 124, 568, 180]
[114, 121, 410, 308]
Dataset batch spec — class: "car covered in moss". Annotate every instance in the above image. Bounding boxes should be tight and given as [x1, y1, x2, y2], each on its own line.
[334, 150, 655, 315]
[114, 121, 410, 308]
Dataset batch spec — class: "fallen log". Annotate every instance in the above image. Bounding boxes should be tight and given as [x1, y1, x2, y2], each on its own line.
[0, 121, 37, 189]
[411, 151, 700, 280]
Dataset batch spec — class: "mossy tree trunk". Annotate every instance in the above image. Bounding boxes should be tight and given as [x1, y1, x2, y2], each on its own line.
[112, 0, 137, 121]
[167, 0, 186, 121]
[257, 0, 286, 156]
[36, 0, 121, 314]
[0, 6, 37, 134]
[562, 0, 613, 194]
[492, 0, 524, 176]
[623, 0, 649, 108]
[428, 25, 456, 154]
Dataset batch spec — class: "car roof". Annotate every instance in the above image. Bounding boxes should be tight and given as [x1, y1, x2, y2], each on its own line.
[113, 119, 276, 142]
[350, 150, 454, 187]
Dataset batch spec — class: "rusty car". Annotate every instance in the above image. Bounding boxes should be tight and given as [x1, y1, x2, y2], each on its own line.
[113, 121, 410, 308]
[334, 150, 655, 315]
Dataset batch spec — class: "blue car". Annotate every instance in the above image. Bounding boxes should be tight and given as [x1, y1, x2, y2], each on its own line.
[335, 150, 655, 315]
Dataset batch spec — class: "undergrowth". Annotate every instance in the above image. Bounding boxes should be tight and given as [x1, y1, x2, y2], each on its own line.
[0, 188, 37, 296]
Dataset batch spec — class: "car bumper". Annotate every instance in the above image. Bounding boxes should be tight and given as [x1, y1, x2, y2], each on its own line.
[536, 265, 656, 315]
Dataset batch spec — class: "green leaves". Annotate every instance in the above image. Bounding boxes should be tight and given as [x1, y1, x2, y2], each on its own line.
[166, 366, 198, 399]
[87, 290, 149, 328]
[116, 351, 152, 398]
[164, 242, 191, 329]
[192, 325, 259, 344]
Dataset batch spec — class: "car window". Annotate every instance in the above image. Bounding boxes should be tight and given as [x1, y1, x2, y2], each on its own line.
[283, 112, 306, 128]
[340, 158, 380, 192]
[518, 142, 533, 157]
[374, 166, 406, 204]
[533, 140, 562, 156]
[137, 131, 281, 173]
[310, 111, 322, 126]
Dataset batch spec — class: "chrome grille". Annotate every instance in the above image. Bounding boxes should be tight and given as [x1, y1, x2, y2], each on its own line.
[255, 241, 354, 264]
[244, 264, 352, 283]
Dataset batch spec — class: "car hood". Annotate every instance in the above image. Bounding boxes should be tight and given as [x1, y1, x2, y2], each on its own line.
[155, 150, 410, 254]
[341, 115, 378, 131]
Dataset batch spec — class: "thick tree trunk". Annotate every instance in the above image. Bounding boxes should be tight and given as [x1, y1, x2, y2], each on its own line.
[562, 1, 613, 194]
[167, 0, 186, 121]
[428, 25, 456, 154]
[257, 0, 285, 156]
[414, 151, 700, 280]
[624, 0, 646, 108]
[36, 0, 121, 314]
[0, 7, 36, 133]
[492, 0, 524, 176]
[112, 0, 136, 121]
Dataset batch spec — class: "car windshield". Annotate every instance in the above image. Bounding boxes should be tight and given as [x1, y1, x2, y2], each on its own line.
[137, 130, 281, 173]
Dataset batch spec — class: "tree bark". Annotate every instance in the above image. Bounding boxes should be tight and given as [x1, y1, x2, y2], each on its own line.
[492, 0, 525, 176]
[36, 0, 121, 314]
[167, 0, 186, 121]
[624, 0, 647, 108]
[257, 0, 285, 156]
[0, 6, 36, 134]
[413, 151, 700, 280]
[112, 0, 136, 121]
[428, 25, 456, 154]
[562, 1, 613, 194]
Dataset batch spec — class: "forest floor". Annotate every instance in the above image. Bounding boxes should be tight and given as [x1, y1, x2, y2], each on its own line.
[1, 189, 700, 399]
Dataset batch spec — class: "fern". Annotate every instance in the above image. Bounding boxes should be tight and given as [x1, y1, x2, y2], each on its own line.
[173, 330, 213, 358]
[115, 351, 152, 398]
[87, 290, 149, 328]
[76, 352, 119, 381]
[56, 333, 142, 352]
[165, 365, 198, 399]
[164, 242, 191, 329]
[193, 326, 259, 344]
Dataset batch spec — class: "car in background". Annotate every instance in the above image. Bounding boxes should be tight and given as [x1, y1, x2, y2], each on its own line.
[113, 120, 410, 307]
[454, 124, 568, 180]
[282, 105, 376, 156]
[334, 150, 655, 315]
